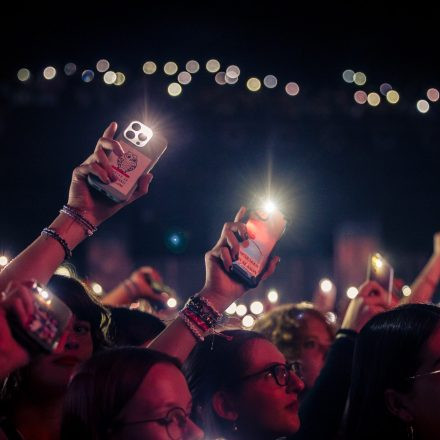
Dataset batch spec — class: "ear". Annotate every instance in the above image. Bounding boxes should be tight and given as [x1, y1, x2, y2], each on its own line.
[384, 388, 414, 424]
[212, 390, 239, 421]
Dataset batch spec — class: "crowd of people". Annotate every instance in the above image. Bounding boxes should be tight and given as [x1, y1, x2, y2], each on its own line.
[1, 122, 440, 440]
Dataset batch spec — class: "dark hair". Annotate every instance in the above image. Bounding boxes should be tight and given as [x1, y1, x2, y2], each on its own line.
[344, 303, 440, 440]
[47, 274, 111, 350]
[108, 307, 166, 346]
[183, 329, 266, 438]
[0, 274, 110, 407]
[61, 347, 181, 439]
[253, 302, 334, 362]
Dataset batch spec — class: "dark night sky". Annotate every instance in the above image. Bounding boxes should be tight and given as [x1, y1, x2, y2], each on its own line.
[1, 3, 439, 266]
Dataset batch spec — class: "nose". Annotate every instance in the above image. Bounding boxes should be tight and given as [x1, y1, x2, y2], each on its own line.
[185, 418, 204, 440]
[63, 330, 80, 351]
[287, 370, 305, 394]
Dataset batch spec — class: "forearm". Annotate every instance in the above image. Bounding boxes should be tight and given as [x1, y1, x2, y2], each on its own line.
[404, 254, 440, 304]
[0, 213, 88, 290]
[102, 282, 134, 306]
[148, 288, 236, 363]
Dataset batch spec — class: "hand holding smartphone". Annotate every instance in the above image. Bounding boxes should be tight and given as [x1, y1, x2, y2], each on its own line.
[88, 121, 167, 202]
[8, 283, 73, 353]
[367, 253, 394, 303]
[230, 207, 286, 287]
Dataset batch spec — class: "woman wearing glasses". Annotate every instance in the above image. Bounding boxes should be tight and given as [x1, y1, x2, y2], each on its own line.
[184, 329, 304, 440]
[61, 347, 204, 440]
[344, 303, 440, 440]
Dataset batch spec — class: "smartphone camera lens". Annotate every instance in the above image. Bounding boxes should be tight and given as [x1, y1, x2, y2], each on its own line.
[132, 123, 141, 131]
[126, 130, 135, 139]
[138, 133, 148, 142]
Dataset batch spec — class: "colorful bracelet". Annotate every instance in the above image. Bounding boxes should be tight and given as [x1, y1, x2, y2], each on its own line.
[182, 308, 210, 332]
[41, 228, 72, 260]
[60, 205, 98, 237]
[179, 311, 205, 342]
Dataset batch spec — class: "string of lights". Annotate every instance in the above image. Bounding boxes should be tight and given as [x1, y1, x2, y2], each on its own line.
[14, 58, 438, 113]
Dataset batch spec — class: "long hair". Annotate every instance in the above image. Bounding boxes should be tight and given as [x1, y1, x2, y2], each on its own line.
[183, 329, 266, 438]
[344, 303, 440, 440]
[253, 302, 334, 362]
[61, 347, 181, 439]
[0, 274, 110, 408]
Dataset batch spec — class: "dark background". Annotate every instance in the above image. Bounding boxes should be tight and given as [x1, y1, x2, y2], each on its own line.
[1, 3, 439, 298]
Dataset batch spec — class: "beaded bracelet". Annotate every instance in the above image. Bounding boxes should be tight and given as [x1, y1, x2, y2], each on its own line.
[179, 311, 205, 342]
[185, 296, 222, 326]
[41, 228, 72, 260]
[60, 205, 98, 237]
[182, 308, 210, 332]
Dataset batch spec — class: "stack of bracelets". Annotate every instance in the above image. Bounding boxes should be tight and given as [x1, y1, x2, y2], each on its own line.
[179, 295, 224, 342]
[41, 205, 98, 261]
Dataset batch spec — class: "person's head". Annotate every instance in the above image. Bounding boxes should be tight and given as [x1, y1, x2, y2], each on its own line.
[345, 303, 440, 440]
[109, 307, 166, 346]
[254, 302, 334, 390]
[62, 347, 204, 440]
[183, 329, 304, 440]
[0, 274, 110, 403]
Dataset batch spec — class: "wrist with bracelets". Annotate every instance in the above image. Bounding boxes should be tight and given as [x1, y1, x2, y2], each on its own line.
[60, 205, 98, 237]
[178, 295, 223, 342]
[41, 228, 72, 260]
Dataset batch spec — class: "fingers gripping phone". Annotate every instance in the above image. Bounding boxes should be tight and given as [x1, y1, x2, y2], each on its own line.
[230, 208, 287, 288]
[88, 121, 167, 202]
[367, 253, 394, 301]
[8, 284, 73, 353]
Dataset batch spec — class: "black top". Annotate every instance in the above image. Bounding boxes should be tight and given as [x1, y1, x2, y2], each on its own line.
[288, 330, 357, 440]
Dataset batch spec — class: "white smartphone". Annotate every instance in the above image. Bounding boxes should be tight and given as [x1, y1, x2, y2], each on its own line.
[88, 121, 167, 202]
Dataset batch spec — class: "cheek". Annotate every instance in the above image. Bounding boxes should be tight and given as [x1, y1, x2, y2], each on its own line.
[117, 424, 170, 440]
[239, 383, 291, 416]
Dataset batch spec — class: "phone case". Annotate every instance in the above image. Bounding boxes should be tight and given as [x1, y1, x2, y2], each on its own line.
[9, 284, 73, 353]
[230, 208, 287, 287]
[88, 121, 167, 202]
[367, 253, 394, 297]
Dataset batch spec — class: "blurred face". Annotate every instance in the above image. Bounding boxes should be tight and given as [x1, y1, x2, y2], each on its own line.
[297, 315, 332, 390]
[25, 316, 93, 392]
[404, 325, 440, 439]
[114, 363, 203, 440]
[232, 339, 304, 439]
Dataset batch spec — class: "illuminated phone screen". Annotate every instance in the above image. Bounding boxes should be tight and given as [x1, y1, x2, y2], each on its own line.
[367, 253, 394, 294]
[231, 209, 286, 287]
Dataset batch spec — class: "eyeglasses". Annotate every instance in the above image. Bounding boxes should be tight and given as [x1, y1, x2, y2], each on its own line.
[408, 368, 440, 380]
[120, 407, 190, 440]
[241, 361, 303, 387]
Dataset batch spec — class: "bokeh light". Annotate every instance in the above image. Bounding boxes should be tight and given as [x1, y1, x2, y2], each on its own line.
[43, 66, 57, 80]
[263, 74, 278, 88]
[143, 61, 157, 74]
[206, 59, 221, 73]
[186, 60, 200, 73]
[81, 70, 95, 83]
[164, 62, 178, 75]
[96, 59, 110, 73]
[177, 71, 192, 85]
[167, 82, 183, 97]
[353, 72, 367, 86]
[342, 69, 355, 83]
[285, 82, 300, 96]
[17, 68, 31, 82]
[417, 99, 430, 113]
[247, 77, 261, 92]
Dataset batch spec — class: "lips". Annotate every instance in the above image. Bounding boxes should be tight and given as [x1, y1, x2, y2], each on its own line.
[52, 356, 81, 367]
